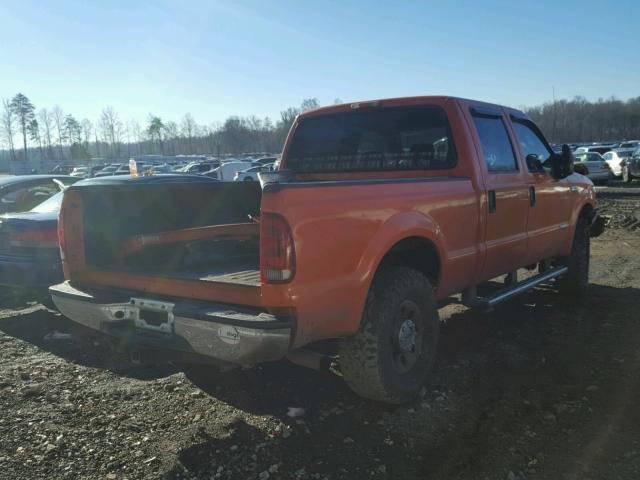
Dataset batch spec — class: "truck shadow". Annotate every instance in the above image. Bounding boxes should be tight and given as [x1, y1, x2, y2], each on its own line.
[185, 282, 636, 413]
[0, 307, 177, 380]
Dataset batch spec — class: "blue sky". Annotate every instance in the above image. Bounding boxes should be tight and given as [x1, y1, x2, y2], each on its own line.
[0, 0, 638, 125]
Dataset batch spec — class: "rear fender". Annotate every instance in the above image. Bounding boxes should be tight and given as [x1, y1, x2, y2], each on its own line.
[350, 211, 445, 328]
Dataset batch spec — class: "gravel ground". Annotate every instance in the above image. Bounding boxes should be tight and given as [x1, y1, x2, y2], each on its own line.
[1, 185, 640, 480]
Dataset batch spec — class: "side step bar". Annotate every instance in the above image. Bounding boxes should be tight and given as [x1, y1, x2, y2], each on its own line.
[462, 266, 568, 310]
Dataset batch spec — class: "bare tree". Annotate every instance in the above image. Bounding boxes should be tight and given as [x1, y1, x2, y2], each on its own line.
[80, 119, 93, 152]
[99, 107, 120, 158]
[9, 93, 36, 161]
[38, 109, 53, 159]
[1, 99, 17, 161]
[181, 113, 197, 154]
[51, 106, 65, 159]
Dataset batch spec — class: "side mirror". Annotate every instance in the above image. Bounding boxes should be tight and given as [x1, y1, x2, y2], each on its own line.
[525, 154, 544, 172]
[550, 144, 574, 179]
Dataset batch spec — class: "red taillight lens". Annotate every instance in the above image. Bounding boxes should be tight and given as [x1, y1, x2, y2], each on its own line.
[57, 203, 66, 259]
[602, 162, 610, 170]
[9, 229, 58, 248]
[260, 213, 295, 284]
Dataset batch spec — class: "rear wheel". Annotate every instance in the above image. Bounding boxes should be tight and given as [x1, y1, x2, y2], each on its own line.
[557, 216, 590, 296]
[339, 266, 439, 403]
[623, 166, 633, 183]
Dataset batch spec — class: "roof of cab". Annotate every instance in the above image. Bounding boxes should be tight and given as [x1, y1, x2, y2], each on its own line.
[297, 95, 527, 121]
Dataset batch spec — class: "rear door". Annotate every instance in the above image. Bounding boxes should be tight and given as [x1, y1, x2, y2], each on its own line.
[468, 106, 529, 281]
[507, 116, 573, 264]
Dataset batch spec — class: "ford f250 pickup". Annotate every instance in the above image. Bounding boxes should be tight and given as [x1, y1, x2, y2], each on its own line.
[50, 96, 604, 403]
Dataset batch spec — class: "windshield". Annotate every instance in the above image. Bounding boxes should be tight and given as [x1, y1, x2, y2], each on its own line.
[30, 190, 63, 213]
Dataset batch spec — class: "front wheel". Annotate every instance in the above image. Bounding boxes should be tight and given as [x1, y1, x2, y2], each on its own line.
[339, 266, 439, 403]
[557, 217, 590, 296]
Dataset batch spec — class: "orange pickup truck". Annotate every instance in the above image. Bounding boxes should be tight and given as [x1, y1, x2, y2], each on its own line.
[51, 96, 604, 403]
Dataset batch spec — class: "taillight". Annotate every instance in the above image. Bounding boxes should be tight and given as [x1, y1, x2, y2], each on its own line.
[602, 162, 610, 170]
[57, 202, 66, 260]
[260, 213, 295, 283]
[9, 229, 58, 248]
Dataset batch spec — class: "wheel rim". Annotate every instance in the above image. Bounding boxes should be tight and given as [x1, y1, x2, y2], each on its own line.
[391, 300, 424, 374]
[623, 167, 629, 182]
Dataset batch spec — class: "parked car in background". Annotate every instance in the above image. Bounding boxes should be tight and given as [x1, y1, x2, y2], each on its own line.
[0, 190, 69, 299]
[622, 147, 640, 183]
[149, 164, 173, 174]
[618, 140, 640, 150]
[0, 175, 77, 214]
[181, 162, 218, 174]
[602, 149, 634, 177]
[49, 164, 76, 175]
[574, 145, 613, 155]
[253, 156, 279, 165]
[95, 165, 120, 177]
[204, 160, 254, 181]
[233, 164, 273, 181]
[70, 166, 90, 178]
[574, 152, 612, 184]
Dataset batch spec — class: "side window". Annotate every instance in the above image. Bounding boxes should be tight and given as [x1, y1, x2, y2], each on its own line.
[511, 121, 553, 173]
[472, 115, 518, 173]
[602, 153, 612, 161]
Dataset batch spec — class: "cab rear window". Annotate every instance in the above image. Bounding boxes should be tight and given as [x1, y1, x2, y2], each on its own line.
[286, 106, 457, 173]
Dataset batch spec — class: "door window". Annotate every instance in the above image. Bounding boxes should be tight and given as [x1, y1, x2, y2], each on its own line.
[511, 120, 553, 173]
[472, 115, 518, 172]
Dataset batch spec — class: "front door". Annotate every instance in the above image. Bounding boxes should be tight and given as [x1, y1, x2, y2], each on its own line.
[508, 117, 573, 263]
[469, 107, 530, 282]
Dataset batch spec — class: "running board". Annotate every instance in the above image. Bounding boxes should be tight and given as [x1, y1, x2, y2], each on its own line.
[462, 266, 568, 310]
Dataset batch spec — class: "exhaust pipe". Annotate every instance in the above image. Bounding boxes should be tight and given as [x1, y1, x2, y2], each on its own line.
[286, 349, 331, 371]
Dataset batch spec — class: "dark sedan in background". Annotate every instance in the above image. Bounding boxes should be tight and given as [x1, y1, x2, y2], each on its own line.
[0, 190, 68, 297]
[0, 175, 77, 214]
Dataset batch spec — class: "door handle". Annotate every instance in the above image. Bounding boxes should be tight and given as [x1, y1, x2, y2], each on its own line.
[529, 186, 536, 206]
[488, 190, 496, 213]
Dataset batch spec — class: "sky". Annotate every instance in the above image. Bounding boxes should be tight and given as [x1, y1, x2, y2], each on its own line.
[0, 0, 638, 126]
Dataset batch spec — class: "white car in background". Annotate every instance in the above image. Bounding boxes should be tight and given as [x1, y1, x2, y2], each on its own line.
[70, 166, 90, 178]
[602, 149, 634, 177]
[574, 152, 612, 185]
[233, 164, 273, 181]
[204, 161, 254, 181]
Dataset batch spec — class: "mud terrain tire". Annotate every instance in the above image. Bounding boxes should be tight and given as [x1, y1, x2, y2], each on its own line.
[557, 216, 590, 296]
[339, 266, 439, 403]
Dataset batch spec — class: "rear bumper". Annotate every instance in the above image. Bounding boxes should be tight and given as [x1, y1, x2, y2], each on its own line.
[50, 281, 293, 366]
[0, 254, 62, 289]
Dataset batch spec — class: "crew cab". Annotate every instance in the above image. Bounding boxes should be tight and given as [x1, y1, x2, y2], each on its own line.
[50, 96, 602, 403]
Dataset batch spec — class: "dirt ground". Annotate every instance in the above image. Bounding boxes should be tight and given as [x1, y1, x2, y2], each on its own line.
[1, 182, 639, 480]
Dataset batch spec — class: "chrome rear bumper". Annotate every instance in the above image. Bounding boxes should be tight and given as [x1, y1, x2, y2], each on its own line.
[50, 281, 292, 366]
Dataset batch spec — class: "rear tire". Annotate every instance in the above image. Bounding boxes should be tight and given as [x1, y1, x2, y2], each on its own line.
[623, 166, 633, 183]
[557, 216, 590, 296]
[339, 266, 439, 404]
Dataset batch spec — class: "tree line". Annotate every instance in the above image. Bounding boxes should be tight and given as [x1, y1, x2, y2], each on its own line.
[2, 93, 639, 162]
[0, 94, 326, 162]
[524, 96, 640, 144]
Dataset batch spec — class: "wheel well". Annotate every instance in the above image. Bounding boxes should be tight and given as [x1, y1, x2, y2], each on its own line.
[377, 237, 440, 287]
[579, 203, 594, 220]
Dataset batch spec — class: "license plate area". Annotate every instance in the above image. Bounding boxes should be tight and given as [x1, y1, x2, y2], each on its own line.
[131, 298, 175, 334]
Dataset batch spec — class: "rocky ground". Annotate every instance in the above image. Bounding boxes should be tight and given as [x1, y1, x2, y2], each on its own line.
[0, 182, 639, 480]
